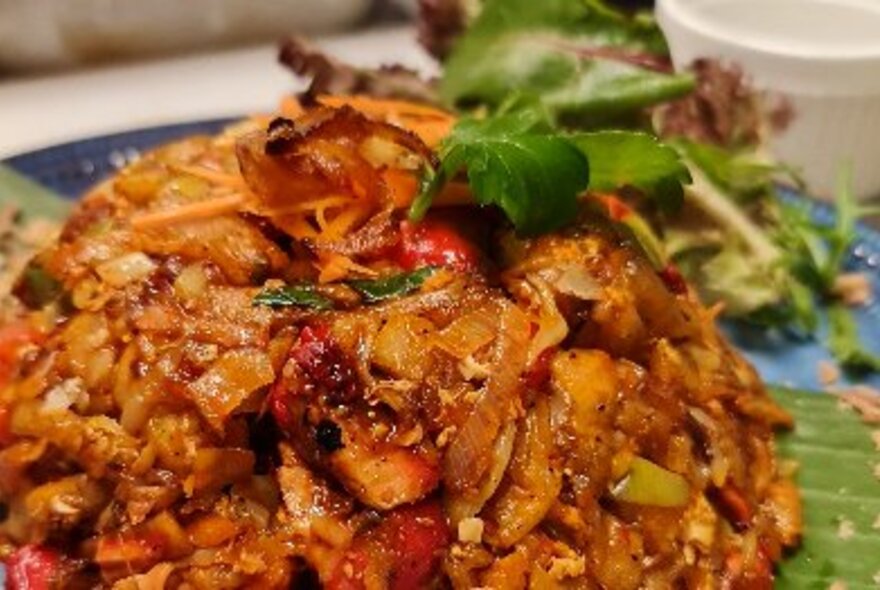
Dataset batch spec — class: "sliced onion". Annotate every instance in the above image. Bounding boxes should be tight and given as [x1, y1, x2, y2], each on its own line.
[443, 302, 530, 497]
[191, 448, 255, 495]
[433, 303, 499, 360]
[547, 263, 601, 300]
[41, 378, 84, 412]
[126, 562, 175, 590]
[524, 275, 568, 365]
[187, 348, 275, 431]
[484, 398, 562, 548]
[96, 252, 157, 287]
[446, 421, 517, 524]
[173, 263, 209, 301]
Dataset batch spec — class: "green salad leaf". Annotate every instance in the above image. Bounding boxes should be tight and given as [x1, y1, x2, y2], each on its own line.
[253, 284, 333, 310]
[440, 0, 694, 123]
[673, 139, 786, 203]
[570, 130, 690, 212]
[771, 387, 880, 588]
[827, 304, 880, 373]
[0, 164, 71, 221]
[348, 267, 438, 303]
[411, 106, 589, 236]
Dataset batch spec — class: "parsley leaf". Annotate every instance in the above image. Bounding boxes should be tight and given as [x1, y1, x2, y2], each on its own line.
[253, 284, 333, 310]
[440, 0, 694, 123]
[411, 109, 589, 236]
[348, 267, 438, 303]
[827, 303, 880, 372]
[570, 131, 691, 213]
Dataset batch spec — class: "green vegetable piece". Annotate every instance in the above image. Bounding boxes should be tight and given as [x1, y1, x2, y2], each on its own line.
[440, 0, 694, 122]
[0, 164, 71, 221]
[18, 262, 64, 308]
[771, 387, 880, 588]
[411, 107, 589, 236]
[611, 456, 690, 507]
[252, 284, 333, 310]
[570, 131, 691, 213]
[827, 303, 880, 372]
[673, 139, 783, 203]
[348, 267, 438, 303]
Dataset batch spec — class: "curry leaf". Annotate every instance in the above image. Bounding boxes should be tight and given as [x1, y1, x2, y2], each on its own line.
[440, 0, 694, 122]
[771, 387, 880, 588]
[253, 284, 333, 310]
[348, 267, 438, 303]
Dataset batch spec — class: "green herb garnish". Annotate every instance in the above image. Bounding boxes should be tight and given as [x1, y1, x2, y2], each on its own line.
[411, 106, 589, 236]
[253, 284, 333, 310]
[348, 266, 438, 303]
[827, 303, 880, 372]
[17, 262, 65, 309]
[0, 164, 71, 221]
[571, 131, 691, 212]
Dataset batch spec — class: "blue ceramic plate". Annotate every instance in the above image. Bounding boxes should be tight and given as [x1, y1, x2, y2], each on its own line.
[3, 121, 880, 393]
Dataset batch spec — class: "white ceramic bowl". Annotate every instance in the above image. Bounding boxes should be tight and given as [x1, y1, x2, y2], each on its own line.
[657, 0, 880, 201]
[0, 0, 372, 72]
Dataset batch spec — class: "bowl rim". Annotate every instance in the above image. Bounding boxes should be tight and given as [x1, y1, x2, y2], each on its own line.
[657, 0, 880, 63]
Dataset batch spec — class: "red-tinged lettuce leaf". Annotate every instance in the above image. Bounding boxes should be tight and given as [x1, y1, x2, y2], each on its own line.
[771, 386, 880, 589]
[440, 0, 694, 123]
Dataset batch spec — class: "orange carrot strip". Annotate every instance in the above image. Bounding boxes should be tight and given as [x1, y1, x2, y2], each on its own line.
[382, 168, 420, 208]
[317, 95, 453, 120]
[130, 194, 245, 230]
[320, 203, 372, 240]
[173, 164, 246, 188]
[280, 95, 306, 119]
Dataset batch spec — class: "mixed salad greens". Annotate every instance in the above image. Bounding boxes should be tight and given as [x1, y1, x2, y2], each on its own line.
[411, 0, 880, 372]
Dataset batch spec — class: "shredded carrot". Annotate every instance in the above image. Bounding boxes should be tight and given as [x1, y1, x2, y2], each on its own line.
[316, 94, 455, 148]
[277, 214, 319, 240]
[317, 253, 379, 283]
[317, 95, 453, 120]
[280, 95, 306, 120]
[173, 164, 246, 188]
[130, 194, 246, 231]
[381, 168, 420, 208]
[596, 193, 633, 221]
[433, 181, 474, 208]
[264, 195, 356, 217]
[708, 301, 726, 320]
[320, 203, 372, 240]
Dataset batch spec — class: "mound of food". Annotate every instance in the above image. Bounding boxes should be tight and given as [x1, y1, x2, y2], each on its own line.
[0, 97, 800, 589]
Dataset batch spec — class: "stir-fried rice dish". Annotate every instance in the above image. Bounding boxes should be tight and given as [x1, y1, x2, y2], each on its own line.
[0, 96, 801, 589]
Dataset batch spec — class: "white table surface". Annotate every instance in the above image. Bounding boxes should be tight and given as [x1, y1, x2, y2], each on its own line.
[0, 25, 435, 158]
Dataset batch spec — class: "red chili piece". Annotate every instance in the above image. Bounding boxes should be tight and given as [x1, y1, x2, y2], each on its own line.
[708, 483, 753, 532]
[5, 545, 60, 590]
[522, 346, 558, 390]
[394, 219, 481, 272]
[386, 502, 450, 589]
[326, 501, 450, 590]
[658, 264, 688, 295]
[0, 323, 41, 390]
[290, 324, 359, 402]
[269, 324, 360, 429]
